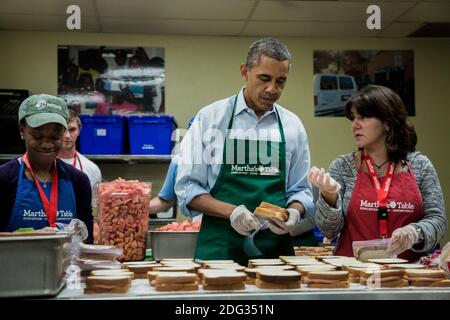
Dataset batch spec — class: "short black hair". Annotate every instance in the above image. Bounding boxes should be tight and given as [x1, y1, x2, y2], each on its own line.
[246, 38, 291, 69]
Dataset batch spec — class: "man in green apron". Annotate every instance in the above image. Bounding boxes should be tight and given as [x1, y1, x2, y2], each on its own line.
[175, 38, 317, 266]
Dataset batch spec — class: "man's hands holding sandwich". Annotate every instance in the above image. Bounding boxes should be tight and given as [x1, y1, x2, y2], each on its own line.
[253, 201, 304, 235]
[266, 208, 302, 235]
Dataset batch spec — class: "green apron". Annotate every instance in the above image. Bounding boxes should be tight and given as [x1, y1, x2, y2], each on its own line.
[195, 95, 294, 266]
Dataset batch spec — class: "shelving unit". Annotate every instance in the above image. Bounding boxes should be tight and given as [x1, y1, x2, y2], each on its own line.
[0, 154, 172, 164]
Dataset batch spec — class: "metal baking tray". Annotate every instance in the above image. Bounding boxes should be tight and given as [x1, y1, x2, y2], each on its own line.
[150, 231, 198, 261]
[0, 233, 71, 297]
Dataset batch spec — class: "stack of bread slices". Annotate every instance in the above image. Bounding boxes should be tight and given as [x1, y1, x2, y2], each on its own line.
[84, 269, 133, 294]
[255, 270, 301, 289]
[405, 269, 450, 287]
[200, 269, 247, 291]
[303, 271, 350, 288]
[360, 269, 408, 288]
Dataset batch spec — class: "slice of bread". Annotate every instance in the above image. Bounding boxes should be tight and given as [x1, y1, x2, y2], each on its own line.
[404, 269, 447, 278]
[85, 275, 131, 288]
[365, 278, 409, 288]
[429, 280, 450, 287]
[155, 272, 198, 284]
[307, 281, 349, 289]
[90, 269, 134, 279]
[155, 282, 199, 292]
[202, 270, 247, 285]
[203, 282, 245, 291]
[305, 271, 349, 281]
[255, 279, 300, 289]
[260, 202, 287, 214]
[360, 269, 405, 279]
[84, 286, 130, 294]
[257, 270, 301, 283]
[153, 266, 197, 273]
[386, 263, 425, 269]
[367, 258, 408, 264]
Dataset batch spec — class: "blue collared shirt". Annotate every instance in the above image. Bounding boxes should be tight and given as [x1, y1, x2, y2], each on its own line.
[175, 88, 315, 231]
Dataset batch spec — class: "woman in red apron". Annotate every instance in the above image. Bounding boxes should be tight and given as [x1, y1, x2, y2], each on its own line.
[309, 85, 447, 262]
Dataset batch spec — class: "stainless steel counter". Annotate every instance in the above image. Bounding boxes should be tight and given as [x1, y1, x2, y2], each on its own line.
[55, 279, 450, 300]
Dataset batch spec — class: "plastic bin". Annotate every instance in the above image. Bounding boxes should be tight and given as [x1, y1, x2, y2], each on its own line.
[79, 114, 126, 155]
[127, 115, 177, 155]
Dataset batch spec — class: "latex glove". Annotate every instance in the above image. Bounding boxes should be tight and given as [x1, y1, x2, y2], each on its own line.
[387, 225, 419, 256]
[59, 219, 88, 241]
[230, 205, 260, 236]
[308, 166, 341, 194]
[267, 208, 301, 235]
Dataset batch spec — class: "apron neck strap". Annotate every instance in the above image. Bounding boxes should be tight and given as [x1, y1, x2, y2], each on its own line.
[228, 93, 286, 143]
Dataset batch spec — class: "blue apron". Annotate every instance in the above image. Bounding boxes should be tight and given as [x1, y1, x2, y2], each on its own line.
[7, 160, 77, 232]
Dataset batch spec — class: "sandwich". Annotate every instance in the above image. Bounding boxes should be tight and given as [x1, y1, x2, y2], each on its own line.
[303, 271, 349, 288]
[84, 275, 132, 294]
[201, 269, 247, 290]
[123, 263, 162, 279]
[244, 266, 295, 285]
[254, 202, 288, 222]
[255, 270, 301, 289]
[405, 269, 450, 287]
[154, 272, 199, 292]
[359, 269, 408, 288]
[341, 263, 384, 283]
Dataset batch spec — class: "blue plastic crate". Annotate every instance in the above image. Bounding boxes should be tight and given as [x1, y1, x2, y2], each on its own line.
[79, 114, 126, 155]
[127, 115, 177, 155]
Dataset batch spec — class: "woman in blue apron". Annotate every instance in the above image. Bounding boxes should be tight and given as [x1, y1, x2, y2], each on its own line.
[0, 94, 93, 242]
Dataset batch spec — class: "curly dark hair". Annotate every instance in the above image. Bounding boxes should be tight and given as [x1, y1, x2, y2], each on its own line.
[344, 85, 417, 163]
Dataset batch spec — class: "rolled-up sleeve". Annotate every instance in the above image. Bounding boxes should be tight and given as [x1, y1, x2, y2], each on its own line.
[285, 120, 314, 218]
[175, 116, 209, 218]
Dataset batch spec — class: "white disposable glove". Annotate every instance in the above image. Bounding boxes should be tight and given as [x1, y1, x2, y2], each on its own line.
[230, 205, 260, 236]
[267, 208, 301, 235]
[387, 225, 419, 256]
[308, 166, 341, 194]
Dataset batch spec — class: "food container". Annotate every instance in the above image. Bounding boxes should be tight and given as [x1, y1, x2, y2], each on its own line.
[97, 178, 152, 261]
[0, 233, 71, 297]
[150, 231, 198, 260]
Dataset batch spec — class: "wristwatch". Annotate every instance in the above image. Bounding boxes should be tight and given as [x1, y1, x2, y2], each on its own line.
[414, 225, 424, 243]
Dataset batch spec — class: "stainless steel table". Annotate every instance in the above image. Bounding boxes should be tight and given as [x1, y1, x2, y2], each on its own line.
[56, 279, 450, 300]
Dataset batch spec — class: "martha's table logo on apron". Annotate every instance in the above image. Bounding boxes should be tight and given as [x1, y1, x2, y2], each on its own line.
[22, 209, 74, 220]
[359, 200, 414, 214]
[23, 209, 47, 220]
[230, 164, 280, 176]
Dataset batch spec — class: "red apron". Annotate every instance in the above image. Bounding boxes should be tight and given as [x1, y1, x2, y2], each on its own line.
[336, 160, 424, 262]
